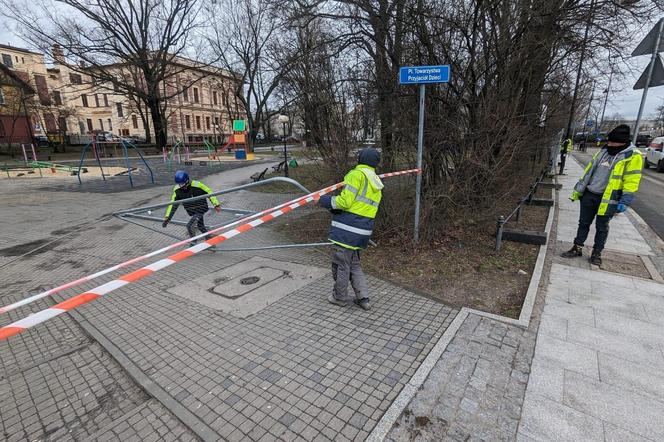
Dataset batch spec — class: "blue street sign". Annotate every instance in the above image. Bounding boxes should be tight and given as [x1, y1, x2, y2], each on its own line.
[399, 65, 450, 84]
[586, 119, 594, 127]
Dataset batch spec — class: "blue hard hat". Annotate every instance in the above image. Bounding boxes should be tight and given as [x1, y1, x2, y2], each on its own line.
[174, 170, 189, 184]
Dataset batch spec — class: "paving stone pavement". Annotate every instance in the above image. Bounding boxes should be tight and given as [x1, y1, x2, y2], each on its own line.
[386, 314, 536, 441]
[517, 157, 664, 441]
[1, 161, 459, 441]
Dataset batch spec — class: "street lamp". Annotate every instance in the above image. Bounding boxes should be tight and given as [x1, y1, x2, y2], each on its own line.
[278, 114, 289, 177]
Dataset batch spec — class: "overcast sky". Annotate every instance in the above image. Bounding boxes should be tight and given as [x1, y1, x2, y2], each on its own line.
[1, 15, 663, 120]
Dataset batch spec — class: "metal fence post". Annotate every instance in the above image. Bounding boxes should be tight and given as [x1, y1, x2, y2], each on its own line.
[495, 216, 506, 251]
[515, 205, 522, 223]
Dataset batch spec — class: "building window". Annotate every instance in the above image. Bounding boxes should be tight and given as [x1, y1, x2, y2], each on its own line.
[205, 116, 211, 130]
[81, 94, 89, 107]
[103, 94, 109, 107]
[94, 94, 100, 107]
[21, 57, 24, 64]
[193, 87, 199, 103]
[195, 115, 201, 129]
[214, 116, 219, 126]
[70, 73, 82, 85]
[86, 118, 93, 132]
[185, 115, 191, 129]
[2, 54, 12, 67]
[213, 91, 218, 106]
[222, 93, 228, 106]
[183, 88, 189, 102]
[99, 119, 104, 131]
[0, 89, 5, 105]
[132, 114, 138, 129]
[116, 103, 123, 117]
[34, 75, 51, 105]
[108, 118, 112, 131]
[53, 91, 62, 106]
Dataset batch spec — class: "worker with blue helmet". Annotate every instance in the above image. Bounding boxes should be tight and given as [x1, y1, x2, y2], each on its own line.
[162, 171, 221, 244]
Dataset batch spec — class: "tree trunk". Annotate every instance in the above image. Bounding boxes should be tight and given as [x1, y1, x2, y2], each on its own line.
[147, 99, 167, 148]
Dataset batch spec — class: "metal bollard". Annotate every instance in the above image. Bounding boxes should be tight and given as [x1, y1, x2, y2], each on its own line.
[515, 205, 522, 223]
[495, 215, 506, 251]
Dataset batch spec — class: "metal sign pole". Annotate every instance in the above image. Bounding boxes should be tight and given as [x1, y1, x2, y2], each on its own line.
[634, 18, 664, 143]
[414, 84, 425, 244]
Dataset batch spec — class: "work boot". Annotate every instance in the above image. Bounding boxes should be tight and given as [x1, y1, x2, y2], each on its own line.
[589, 249, 602, 266]
[328, 293, 347, 307]
[561, 244, 583, 258]
[353, 298, 371, 311]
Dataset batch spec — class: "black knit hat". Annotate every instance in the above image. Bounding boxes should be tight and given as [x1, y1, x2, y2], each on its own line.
[358, 148, 380, 168]
[607, 124, 631, 144]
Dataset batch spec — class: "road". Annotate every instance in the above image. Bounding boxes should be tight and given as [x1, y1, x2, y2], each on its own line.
[571, 149, 664, 241]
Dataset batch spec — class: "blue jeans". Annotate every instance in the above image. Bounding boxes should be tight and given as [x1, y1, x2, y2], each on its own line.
[574, 192, 613, 252]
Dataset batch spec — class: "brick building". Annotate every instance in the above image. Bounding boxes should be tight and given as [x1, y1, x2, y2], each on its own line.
[0, 43, 243, 145]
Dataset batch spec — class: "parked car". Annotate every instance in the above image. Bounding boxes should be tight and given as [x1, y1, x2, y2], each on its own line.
[121, 135, 146, 144]
[635, 134, 652, 147]
[645, 136, 664, 172]
[33, 135, 50, 148]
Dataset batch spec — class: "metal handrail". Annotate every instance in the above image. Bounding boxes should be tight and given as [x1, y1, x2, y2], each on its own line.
[495, 167, 549, 251]
[112, 177, 311, 217]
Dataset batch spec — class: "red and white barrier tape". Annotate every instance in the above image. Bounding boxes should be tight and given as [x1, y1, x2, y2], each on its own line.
[0, 168, 419, 340]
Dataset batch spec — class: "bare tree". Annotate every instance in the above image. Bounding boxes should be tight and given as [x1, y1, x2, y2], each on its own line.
[2, 0, 215, 149]
[209, 0, 297, 147]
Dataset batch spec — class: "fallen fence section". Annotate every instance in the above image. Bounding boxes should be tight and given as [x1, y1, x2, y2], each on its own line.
[0, 169, 420, 339]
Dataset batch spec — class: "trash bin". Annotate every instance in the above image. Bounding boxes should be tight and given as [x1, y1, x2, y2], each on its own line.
[235, 150, 247, 160]
[288, 159, 298, 168]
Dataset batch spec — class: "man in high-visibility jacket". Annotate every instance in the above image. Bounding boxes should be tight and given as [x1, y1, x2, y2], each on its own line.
[561, 138, 573, 154]
[162, 170, 221, 244]
[561, 124, 643, 266]
[559, 137, 573, 174]
[317, 148, 384, 311]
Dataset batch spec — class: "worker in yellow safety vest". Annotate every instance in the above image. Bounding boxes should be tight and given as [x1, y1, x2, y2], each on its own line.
[162, 170, 221, 245]
[561, 138, 573, 154]
[561, 125, 643, 266]
[317, 148, 383, 311]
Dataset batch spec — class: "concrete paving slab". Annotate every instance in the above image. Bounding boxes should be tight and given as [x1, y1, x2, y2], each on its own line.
[566, 322, 664, 369]
[598, 352, 664, 403]
[536, 312, 567, 340]
[518, 393, 604, 442]
[167, 256, 328, 318]
[594, 310, 664, 346]
[603, 423, 655, 442]
[563, 371, 664, 440]
[542, 298, 595, 326]
[532, 334, 599, 379]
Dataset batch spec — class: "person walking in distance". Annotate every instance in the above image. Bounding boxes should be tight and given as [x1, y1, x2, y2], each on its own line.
[561, 124, 643, 265]
[317, 148, 384, 311]
[162, 170, 221, 244]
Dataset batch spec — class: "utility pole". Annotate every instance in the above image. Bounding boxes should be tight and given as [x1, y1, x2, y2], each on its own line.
[581, 79, 596, 148]
[561, 0, 595, 174]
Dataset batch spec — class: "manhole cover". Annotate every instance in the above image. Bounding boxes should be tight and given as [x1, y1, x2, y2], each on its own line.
[240, 276, 260, 285]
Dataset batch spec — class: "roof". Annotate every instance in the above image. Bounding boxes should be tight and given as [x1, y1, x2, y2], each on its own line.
[0, 43, 43, 56]
[0, 63, 36, 94]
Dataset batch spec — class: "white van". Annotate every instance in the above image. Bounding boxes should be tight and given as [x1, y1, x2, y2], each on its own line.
[645, 136, 664, 172]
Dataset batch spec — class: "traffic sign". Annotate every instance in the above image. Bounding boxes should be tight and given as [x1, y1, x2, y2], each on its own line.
[399, 65, 450, 84]
[632, 19, 664, 57]
[634, 55, 664, 90]
[586, 119, 594, 127]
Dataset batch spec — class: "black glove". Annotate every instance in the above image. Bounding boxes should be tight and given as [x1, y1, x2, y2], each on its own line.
[162, 219, 169, 228]
[330, 209, 342, 215]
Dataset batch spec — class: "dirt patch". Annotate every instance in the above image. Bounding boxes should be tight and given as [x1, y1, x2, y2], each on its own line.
[274, 199, 549, 317]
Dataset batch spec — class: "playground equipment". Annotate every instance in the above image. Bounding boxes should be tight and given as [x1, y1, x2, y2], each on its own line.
[219, 120, 253, 160]
[76, 137, 154, 187]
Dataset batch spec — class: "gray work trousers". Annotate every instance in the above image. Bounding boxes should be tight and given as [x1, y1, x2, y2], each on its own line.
[331, 245, 368, 301]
